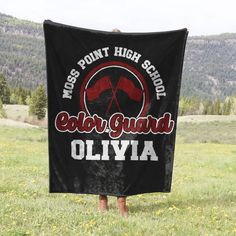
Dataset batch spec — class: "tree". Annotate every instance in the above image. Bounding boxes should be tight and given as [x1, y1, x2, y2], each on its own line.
[13, 86, 29, 104]
[178, 97, 202, 116]
[203, 101, 214, 115]
[213, 100, 222, 115]
[222, 97, 232, 115]
[29, 85, 47, 120]
[0, 73, 10, 104]
[0, 98, 6, 118]
[230, 96, 236, 115]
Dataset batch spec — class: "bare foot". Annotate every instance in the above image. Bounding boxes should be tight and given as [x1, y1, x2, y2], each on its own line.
[98, 195, 108, 212]
[117, 197, 128, 217]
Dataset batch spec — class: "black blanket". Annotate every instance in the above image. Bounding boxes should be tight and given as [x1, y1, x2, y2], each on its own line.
[44, 20, 188, 196]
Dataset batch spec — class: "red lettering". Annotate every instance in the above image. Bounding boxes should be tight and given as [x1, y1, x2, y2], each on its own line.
[94, 115, 107, 133]
[109, 113, 123, 138]
[123, 118, 136, 132]
[109, 112, 174, 139]
[67, 117, 78, 132]
[55, 111, 107, 134]
[55, 112, 69, 131]
[77, 112, 85, 131]
[55, 111, 174, 139]
[83, 117, 95, 132]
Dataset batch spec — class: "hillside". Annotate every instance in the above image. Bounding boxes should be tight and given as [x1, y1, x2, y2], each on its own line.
[0, 12, 236, 99]
[183, 34, 236, 99]
[0, 13, 45, 89]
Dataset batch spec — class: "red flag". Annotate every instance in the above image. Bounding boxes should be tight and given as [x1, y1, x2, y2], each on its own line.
[117, 76, 143, 102]
[86, 76, 111, 101]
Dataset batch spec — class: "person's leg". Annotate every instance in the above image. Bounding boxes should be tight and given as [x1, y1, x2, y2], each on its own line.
[98, 195, 108, 211]
[117, 196, 128, 217]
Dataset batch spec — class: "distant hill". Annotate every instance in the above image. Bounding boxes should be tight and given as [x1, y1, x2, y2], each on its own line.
[0, 13, 45, 89]
[184, 34, 236, 99]
[0, 12, 236, 99]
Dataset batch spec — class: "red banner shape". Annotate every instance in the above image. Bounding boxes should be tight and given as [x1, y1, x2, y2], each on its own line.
[86, 76, 111, 101]
[117, 76, 143, 102]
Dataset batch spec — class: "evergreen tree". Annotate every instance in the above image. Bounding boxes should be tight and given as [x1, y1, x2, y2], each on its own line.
[231, 96, 236, 114]
[10, 93, 18, 104]
[14, 86, 28, 104]
[224, 98, 232, 115]
[0, 73, 10, 104]
[207, 101, 214, 115]
[0, 98, 6, 118]
[29, 85, 47, 120]
[213, 100, 222, 115]
[25, 95, 31, 105]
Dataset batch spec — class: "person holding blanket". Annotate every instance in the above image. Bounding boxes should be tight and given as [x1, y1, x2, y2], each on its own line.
[98, 28, 128, 218]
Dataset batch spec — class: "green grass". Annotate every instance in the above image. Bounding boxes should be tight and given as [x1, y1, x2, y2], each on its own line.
[177, 119, 236, 144]
[0, 121, 236, 236]
[3, 104, 47, 127]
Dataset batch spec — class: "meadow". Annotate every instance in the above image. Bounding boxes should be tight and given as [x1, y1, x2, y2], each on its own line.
[0, 116, 236, 235]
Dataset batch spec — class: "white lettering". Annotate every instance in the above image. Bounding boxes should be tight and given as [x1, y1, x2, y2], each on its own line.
[71, 140, 158, 161]
[71, 140, 84, 160]
[86, 140, 100, 160]
[140, 141, 158, 161]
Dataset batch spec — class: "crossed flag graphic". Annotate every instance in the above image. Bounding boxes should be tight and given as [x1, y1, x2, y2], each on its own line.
[86, 76, 143, 116]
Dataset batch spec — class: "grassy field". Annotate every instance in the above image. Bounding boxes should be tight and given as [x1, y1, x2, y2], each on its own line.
[0, 117, 236, 235]
[3, 105, 29, 121]
[3, 104, 47, 127]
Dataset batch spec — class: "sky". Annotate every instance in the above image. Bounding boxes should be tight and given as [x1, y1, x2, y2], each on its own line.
[0, 0, 235, 36]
